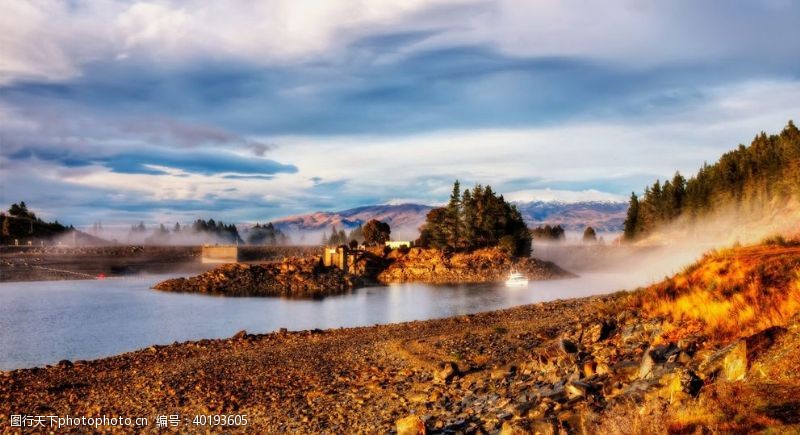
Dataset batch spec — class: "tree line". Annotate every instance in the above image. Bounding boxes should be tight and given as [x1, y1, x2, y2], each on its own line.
[1, 202, 71, 244]
[531, 224, 566, 241]
[624, 121, 800, 240]
[246, 222, 288, 245]
[322, 219, 391, 247]
[417, 181, 531, 256]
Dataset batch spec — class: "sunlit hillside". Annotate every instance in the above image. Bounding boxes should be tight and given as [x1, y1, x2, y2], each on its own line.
[634, 239, 800, 341]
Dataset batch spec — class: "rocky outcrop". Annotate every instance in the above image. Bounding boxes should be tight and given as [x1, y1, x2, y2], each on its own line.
[154, 247, 571, 298]
[377, 247, 571, 284]
[153, 257, 362, 298]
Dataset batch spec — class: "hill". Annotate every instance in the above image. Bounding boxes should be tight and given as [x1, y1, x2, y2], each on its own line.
[273, 201, 628, 241]
[514, 200, 627, 232]
[273, 204, 433, 234]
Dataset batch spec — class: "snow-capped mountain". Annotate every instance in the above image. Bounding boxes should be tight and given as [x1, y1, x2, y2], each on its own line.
[513, 200, 628, 232]
[272, 200, 628, 239]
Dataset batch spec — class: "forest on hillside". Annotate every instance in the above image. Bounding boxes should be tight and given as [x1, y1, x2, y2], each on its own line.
[624, 121, 800, 240]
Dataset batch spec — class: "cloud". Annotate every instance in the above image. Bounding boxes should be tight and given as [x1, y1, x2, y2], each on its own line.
[7, 147, 297, 177]
[3, 1, 799, 87]
[1, 1, 798, 225]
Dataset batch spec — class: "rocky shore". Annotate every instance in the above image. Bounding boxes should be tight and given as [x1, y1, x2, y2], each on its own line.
[378, 247, 571, 284]
[153, 256, 361, 298]
[2, 289, 798, 434]
[4, 244, 798, 433]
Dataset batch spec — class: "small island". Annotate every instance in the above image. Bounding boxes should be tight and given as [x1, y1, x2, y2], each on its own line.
[154, 181, 572, 298]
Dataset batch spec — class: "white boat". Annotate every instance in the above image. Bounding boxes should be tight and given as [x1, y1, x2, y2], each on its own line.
[505, 271, 529, 287]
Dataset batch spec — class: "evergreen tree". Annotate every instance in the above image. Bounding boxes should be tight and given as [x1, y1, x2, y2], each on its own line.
[622, 121, 800, 240]
[363, 219, 391, 246]
[583, 227, 597, 242]
[416, 181, 531, 256]
[444, 180, 463, 248]
[623, 192, 640, 240]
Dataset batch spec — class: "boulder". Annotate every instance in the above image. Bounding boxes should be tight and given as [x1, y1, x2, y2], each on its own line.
[529, 419, 558, 435]
[565, 381, 592, 399]
[434, 361, 459, 383]
[396, 415, 426, 435]
[647, 368, 703, 404]
[499, 421, 529, 435]
[698, 340, 748, 381]
[584, 320, 615, 344]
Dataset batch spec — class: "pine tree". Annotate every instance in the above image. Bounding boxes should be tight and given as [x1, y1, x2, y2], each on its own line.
[623, 192, 640, 240]
[445, 180, 463, 248]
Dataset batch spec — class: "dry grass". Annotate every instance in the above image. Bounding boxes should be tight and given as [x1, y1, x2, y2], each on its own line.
[632, 244, 800, 341]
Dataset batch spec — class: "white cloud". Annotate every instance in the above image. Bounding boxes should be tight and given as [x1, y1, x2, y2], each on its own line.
[0, 1, 80, 84]
[2, 1, 797, 85]
[266, 79, 800, 202]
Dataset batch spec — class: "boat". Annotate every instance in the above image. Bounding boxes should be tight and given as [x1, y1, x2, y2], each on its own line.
[505, 270, 529, 287]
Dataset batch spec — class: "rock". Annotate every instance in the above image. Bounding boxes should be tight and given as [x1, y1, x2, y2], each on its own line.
[57, 359, 73, 368]
[611, 360, 640, 381]
[638, 348, 657, 379]
[434, 361, 458, 383]
[529, 419, 558, 435]
[396, 415, 426, 435]
[558, 338, 578, 354]
[722, 340, 748, 381]
[581, 360, 597, 377]
[538, 384, 566, 402]
[698, 340, 748, 381]
[649, 368, 703, 404]
[585, 320, 615, 344]
[491, 365, 516, 380]
[638, 344, 673, 379]
[565, 381, 591, 399]
[499, 421, 528, 435]
[232, 330, 248, 340]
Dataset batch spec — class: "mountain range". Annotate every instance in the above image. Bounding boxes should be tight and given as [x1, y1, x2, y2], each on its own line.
[272, 201, 628, 239]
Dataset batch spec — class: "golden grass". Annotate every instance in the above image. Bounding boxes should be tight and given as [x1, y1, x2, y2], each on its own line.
[633, 244, 800, 341]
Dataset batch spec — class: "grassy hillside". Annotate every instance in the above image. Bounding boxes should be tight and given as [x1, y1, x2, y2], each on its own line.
[634, 242, 800, 341]
[602, 239, 800, 432]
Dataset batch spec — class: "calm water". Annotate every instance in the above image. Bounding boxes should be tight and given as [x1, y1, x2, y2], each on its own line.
[0, 272, 651, 370]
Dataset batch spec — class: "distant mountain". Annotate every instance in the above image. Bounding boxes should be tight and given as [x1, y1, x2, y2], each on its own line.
[514, 200, 628, 232]
[272, 204, 435, 239]
[273, 200, 628, 240]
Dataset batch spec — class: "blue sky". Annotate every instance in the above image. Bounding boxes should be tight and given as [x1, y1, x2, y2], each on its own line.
[1, 0, 799, 226]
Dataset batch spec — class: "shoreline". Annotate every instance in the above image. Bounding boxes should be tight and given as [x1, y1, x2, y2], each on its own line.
[0, 294, 617, 433]
[3, 244, 800, 433]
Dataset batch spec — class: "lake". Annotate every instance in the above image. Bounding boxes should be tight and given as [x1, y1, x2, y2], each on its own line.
[0, 272, 652, 370]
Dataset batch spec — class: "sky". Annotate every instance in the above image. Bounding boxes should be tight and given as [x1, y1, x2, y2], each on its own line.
[1, 0, 799, 227]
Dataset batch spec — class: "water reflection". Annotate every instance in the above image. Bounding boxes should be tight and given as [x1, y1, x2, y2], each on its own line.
[0, 272, 652, 370]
